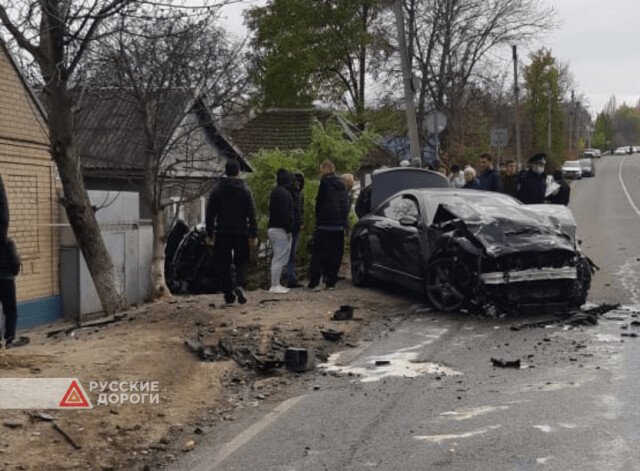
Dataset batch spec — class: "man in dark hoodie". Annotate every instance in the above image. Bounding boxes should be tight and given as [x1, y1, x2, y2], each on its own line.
[286, 172, 305, 288]
[477, 152, 503, 192]
[206, 159, 258, 305]
[268, 169, 293, 293]
[307, 160, 350, 291]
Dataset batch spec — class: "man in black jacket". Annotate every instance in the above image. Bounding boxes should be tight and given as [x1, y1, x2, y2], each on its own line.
[307, 160, 350, 290]
[516, 153, 547, 204]
[477, 152, 503, 192]
[206, 159, 258, 305]
[268, 169, 293, 293]
[286, 172, 305, 288]
[0, 173, 28, 348]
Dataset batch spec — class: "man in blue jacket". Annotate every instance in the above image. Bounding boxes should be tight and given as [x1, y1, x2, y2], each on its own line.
[307, 160, 350, 291]
[516, 153, 547, 204]
[477, 152, 503, 192]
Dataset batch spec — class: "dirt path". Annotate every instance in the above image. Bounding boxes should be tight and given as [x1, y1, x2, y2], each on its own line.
[0, 282, 415, 470]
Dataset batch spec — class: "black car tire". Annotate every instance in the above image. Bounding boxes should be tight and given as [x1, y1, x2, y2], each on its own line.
[351, 240, 371, 287]
[424, 258, 472, 312]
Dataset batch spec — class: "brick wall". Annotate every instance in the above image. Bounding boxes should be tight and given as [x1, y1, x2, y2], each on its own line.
[0, 45, 59, 303]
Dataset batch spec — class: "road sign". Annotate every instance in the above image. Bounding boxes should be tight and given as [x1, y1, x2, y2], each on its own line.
[491, 128, 509, 148]
[424, 110, 447, 134]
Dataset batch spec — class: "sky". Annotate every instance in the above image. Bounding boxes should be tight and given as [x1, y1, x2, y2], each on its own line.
[218, 0, 640, 116]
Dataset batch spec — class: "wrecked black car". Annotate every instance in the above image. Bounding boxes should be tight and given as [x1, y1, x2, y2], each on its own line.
[350, 188, 595, 314]
[165, 222, 228, 295]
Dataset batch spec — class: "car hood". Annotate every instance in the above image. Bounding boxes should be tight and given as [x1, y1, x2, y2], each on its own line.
[432, 202, 577, 257]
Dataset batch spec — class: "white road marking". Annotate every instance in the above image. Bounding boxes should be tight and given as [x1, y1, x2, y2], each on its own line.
[195, 395, 305, 471]
[533, 425, 554, 433]
[618, 156, 640, 220]
[440, 405, 509, 421]
[414, 425, 501, 443]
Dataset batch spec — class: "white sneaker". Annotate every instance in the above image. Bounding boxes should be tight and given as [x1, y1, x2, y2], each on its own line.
[269, 285, 290, 294]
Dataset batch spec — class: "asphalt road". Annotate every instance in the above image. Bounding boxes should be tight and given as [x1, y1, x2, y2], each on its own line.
[173, 155, 640, 471]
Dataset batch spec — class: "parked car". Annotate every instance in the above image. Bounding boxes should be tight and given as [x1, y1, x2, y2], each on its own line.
[579, 158, 595, 177]
[614, 146, 631, 155]
[583, 148, 601, 158]
[350, 188, 594, 314]
[561, 160, 583, 179]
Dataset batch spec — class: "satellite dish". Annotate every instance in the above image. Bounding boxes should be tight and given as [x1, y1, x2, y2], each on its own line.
[424, 110, 447, 134]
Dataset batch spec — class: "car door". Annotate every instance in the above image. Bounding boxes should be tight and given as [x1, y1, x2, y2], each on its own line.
[370, 195, 424, 289]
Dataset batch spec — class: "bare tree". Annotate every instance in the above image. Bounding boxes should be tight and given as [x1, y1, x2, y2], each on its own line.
[82, 14, 248, 299]
[0, 0, 239, 314]
[377, 0, 553, 152]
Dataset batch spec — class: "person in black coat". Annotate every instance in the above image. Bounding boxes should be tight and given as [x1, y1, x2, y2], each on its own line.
[502, 159, 519, 197]
[477, 152, 504, 192]
[206, 159, 258, 305]
[307, 160, 350, 290]
[267, 169, 294, 293]
[516, 153, 547, 204]
[286, 172, 305, 288]
[546, 170, 571, 206]
[0, 173, 27, 348]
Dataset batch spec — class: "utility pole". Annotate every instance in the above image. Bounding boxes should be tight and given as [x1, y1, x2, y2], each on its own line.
[512, 45, 522, 169]
[392, 0, 421, 165]
[547, 81, 552, 156]
[568, 90, 575, 155]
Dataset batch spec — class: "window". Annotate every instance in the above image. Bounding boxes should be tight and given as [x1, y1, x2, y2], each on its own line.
[378, 196, 419, 221]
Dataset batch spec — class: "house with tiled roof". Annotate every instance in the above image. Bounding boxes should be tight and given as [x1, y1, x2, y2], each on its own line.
[0, 39, 62, 328]
[232, 108, 397, 175]
[74, 89, 251, 230]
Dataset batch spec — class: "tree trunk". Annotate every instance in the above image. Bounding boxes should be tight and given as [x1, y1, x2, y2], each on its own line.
[47, 84, 129, 315]
[149, 205, 170, 301]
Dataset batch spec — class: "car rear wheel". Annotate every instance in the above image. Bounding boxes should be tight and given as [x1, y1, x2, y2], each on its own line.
[351, 240, 371, 287]
[424, 258, 471, 311]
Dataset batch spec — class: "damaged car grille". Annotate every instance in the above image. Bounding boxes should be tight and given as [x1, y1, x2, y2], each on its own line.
[480, 266, 577, 284]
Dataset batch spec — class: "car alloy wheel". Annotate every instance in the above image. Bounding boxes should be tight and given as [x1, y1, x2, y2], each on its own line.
[351, 241, 370, 287]
[425, 258, 471, 311]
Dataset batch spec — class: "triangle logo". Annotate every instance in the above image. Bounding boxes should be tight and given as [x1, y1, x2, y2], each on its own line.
[59, 380, 91, 408]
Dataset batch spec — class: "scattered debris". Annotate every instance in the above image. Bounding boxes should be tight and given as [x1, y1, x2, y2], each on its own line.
[516, 303, 620, 330]
[375, 360, 391, 366]
[320, 329, 344, 342]
[333, 305, 354, 321]
[53, 422, 82, 449]
[46, 314, 127, 338]
[184, 336, 222, 362]
[285, 348, 315, 372]
[3, 421, 24, 429]
[622, 333, 638, 338]
[33, 412, 54, 422]
[182, 440, 195, 452]
[491, 358, 521, 369]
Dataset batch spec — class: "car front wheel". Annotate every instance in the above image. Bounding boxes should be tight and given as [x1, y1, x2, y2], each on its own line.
[424, 258, 472, 311]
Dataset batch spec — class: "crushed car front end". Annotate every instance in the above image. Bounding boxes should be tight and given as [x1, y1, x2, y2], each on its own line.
[430, 200, 595, 314]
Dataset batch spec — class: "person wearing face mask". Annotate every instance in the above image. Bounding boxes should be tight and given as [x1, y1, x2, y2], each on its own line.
[516, 153, 547, 204]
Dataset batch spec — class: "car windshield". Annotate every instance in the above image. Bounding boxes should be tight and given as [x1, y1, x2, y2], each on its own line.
[563, 162, 581, 168]
[424, 191, 521, 222]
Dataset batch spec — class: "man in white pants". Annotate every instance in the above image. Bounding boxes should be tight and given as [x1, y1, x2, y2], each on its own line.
[267, 169, 293, 293]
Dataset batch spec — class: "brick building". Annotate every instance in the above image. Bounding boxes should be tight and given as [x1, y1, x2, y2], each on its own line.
[0, 40, 61, 327]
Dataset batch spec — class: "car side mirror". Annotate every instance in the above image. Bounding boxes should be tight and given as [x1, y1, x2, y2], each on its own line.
[399, 216, 418, 227]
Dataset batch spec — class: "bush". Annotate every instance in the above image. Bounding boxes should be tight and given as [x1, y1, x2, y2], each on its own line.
[246, 121, 375, 281]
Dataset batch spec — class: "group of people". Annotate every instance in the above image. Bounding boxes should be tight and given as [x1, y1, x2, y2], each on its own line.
[443, 152, 570, 205]
[205, 158, 352, 306]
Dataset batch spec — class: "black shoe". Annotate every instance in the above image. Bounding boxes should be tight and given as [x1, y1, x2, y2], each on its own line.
[5, 336, 29, 349]
[223, 294, 236, 305]
[287, 282, 303, 289]
[233, 288, 247, 305]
